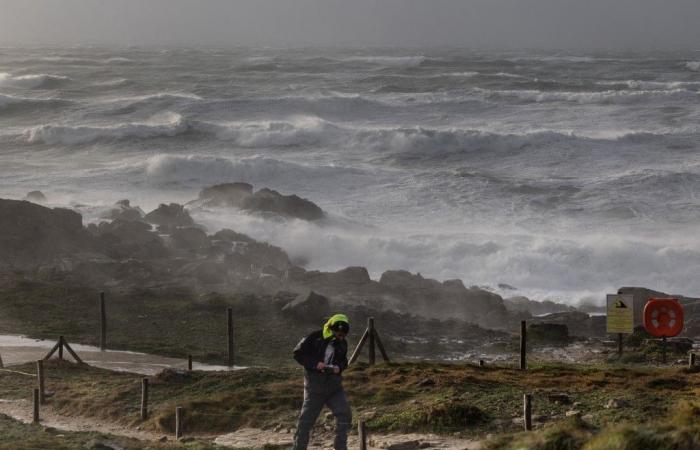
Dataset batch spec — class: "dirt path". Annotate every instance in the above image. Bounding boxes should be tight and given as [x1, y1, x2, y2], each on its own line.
[215, 427, 483, 449]
[0, 398, 167, 442]
[0, 397, 482, 449]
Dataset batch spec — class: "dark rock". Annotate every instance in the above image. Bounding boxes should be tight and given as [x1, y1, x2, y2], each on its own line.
[91, 219, 168, 260]
[0, 199, 94, 267]
[103, 199, 144, 222]
[196, 183, 325, 221]
[212, 228, 255, 243]
[547, 393, 572, 404]
[170, 227, 210, 251]
[144, 203, 194, 228]
[528, 323, 570, 344]
[504, 296, 575, 316]
[242, 188, 324, 221]
[24, 191, 47, 203]
[198, 182, 253, 207]
[282, 290, 330, 321]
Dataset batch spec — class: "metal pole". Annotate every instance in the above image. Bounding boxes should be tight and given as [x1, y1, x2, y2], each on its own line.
[227, 308, 234, 367]
[617, 333, 623, 357]
[523, 394, 532, 431]
[141, 378, 149, 420]
[662, 336, 667, 364]
[520, 321, 527, 370]
[100, 291, 106, 351]
[36, 360, 45, 404]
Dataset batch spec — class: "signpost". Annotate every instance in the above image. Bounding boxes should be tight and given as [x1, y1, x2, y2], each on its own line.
[606, 294, 634, 356]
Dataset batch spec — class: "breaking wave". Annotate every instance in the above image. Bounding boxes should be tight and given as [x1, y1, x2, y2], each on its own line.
[685, 61, 700, 71]
[0, 72, 71, 89]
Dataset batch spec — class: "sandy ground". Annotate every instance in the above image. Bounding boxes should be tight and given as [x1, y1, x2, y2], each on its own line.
[0, 334, 241, 375]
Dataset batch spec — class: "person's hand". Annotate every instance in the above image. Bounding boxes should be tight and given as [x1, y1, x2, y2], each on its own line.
[316, 362, 326, 370]
[333, 366, 340, 374]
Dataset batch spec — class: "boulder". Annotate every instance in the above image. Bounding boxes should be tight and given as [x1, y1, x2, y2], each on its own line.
[282, 290, 330, 321]
[90, 219, 167, 260]
[144, 203, 194, 228]
[24, 191, 47, 203]
[103, 199, 144, 222]
[198, 183, 253, 207]
[0, 199, 94, 266]
[242, 188, 324, 221]
[170, 227, 210, 251]
[528, 323, 570, 345]
[196, 183, 325, 221]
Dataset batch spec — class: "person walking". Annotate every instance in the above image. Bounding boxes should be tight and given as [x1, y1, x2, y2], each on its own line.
[293, 313, 352, 450]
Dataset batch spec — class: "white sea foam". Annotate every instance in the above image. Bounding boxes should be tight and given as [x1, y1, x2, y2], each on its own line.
[0, 72, 71, 89]
[685, 61, 700, 71]
[341, 55, 426, 67]
[24, 113, 188, 145]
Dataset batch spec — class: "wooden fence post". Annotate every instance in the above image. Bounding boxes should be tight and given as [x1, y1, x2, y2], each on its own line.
[141, 378, 149, 421]
[227, 308, 234, 368]
[358, 419, 367, 450]
[520, 321, 527, 371]
[188, 355, 193, 371]
[479, 359, 485, 367]
[36, 360, 45, 404]
[33, 388, 40, 423]
[0, 352, 4, 368]
[690, 352, 696, 368]
[523, 394, 532, 431]
[175, 406, 184, 439]
[368, 317, 376, 366]
[58, 336, 64, 360]
[617, 333, 623, 356]
[100, 291, 106, 351]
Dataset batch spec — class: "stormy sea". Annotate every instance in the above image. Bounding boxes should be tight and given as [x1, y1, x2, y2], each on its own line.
[1, 47, 700, 305]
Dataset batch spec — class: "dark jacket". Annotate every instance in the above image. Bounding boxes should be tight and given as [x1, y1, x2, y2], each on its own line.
[293, 330, 348, 373]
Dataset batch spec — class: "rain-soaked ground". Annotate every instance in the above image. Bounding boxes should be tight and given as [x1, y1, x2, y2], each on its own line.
[0, 334, 242, 375]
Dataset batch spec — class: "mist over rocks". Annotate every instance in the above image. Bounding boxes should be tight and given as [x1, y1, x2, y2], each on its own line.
[144, 203, 195, 229]
[192, 182, 325, 221]
[102, 199, 144, 222]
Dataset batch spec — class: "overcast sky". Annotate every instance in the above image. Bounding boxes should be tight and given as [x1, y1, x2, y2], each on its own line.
[1, 0, 699, 50]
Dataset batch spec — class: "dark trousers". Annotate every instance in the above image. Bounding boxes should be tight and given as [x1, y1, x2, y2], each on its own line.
[293, 371, 352, 450]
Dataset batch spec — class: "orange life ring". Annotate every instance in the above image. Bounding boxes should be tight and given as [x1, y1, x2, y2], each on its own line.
[643, 298, 684, 338]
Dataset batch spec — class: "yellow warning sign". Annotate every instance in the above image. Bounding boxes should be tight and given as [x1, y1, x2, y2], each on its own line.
[606, 294, 634, 334]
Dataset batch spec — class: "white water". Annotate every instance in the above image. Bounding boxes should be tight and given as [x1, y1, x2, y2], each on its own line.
[2, 48, 700, 305]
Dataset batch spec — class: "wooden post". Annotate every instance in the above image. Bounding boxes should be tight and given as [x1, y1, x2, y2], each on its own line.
[479, 359, 485, 367]
[348, 328, 369, 365]
[662, 336, 667, 364]
[36, 361, 45, 404]
[358, 419, 367, 450]
[141, 378, 149, 421]
[33, 388, 40, 423]
[374, 331, 390, 363]
[519, 321, 527, 371]
[0, 352, 4, 368]
[617, 333, 623, 357]
[188, 355, 193, 371]
[689, 352, 696, 368]
[100, 291, 106, 351]
[523, 394, 532, 431]
[175, 406, 183, 439]
[227, 308, 234, 367]
[368, 317, 376, 366]
[62, 340, 84, 365]
[58, 336, 64, 360]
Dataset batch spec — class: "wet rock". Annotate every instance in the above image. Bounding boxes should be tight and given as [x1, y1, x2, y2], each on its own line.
[103, 199, 144, 222]
[196, 183, 325, 221]
[282, 290, 330, 321]
[144, 203, 194, 228]
[24, 190, 47, 203]
[213, 228, 255, 243]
